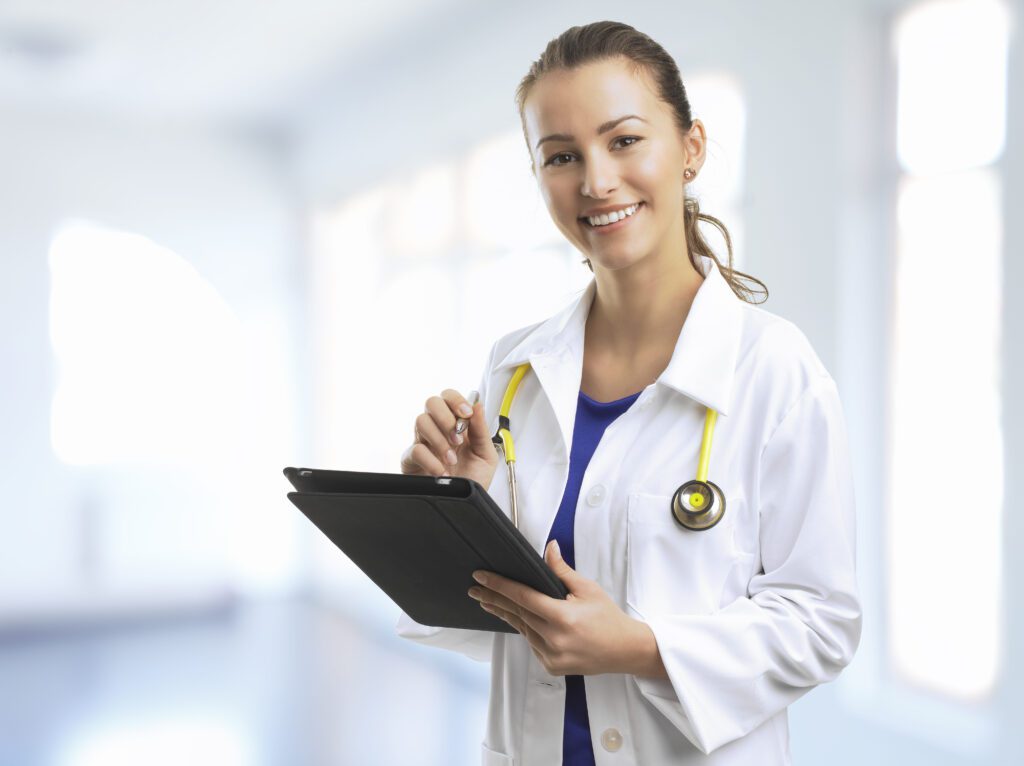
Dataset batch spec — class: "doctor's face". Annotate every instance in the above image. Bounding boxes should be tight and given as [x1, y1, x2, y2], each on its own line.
[522, 57, 704, 272]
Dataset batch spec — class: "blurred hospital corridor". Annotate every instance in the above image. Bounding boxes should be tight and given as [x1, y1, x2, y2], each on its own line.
[1, 0, 1022, 764]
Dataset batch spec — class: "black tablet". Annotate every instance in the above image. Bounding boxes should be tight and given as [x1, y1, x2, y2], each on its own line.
[284, 467, 569, 633]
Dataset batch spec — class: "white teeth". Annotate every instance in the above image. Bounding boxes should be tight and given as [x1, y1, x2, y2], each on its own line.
[586, 203, 640, 227]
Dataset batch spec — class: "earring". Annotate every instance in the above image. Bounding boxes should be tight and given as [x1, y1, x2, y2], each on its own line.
[684, 168, 696, 180]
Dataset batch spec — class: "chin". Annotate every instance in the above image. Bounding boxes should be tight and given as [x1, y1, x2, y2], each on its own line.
[588, 250, 648, 271]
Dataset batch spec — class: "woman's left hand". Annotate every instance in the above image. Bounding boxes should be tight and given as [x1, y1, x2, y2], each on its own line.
[468, 540, 656, 677]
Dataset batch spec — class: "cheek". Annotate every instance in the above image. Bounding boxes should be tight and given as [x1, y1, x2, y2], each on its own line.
[630, 141, 683, 188]
[542, 179, 573, 212]
[543, 184, 584, 234]
[637, 156, 678, 198]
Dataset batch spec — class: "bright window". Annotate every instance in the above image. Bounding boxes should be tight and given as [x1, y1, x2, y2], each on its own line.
[888, 0, 1008, 700]
[48, 220, 243, 467]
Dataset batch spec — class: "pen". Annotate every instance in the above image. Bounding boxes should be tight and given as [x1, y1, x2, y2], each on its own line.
[454, 390, 479, 436]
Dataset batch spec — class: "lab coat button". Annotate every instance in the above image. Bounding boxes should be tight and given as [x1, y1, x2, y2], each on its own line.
[586, 484, 606, 506]
[600, 728, 623, 752]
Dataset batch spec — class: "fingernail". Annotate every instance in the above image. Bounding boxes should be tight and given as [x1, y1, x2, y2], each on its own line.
[446, 449, 457, 465]
[450, 431, 463, 446]
[458, 403, 473, 417]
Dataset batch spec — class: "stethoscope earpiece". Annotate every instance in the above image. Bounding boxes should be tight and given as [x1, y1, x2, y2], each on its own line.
[671, 479, 726, 531]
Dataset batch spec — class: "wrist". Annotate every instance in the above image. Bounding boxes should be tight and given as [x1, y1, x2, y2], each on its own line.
[622, 617, 669, 679]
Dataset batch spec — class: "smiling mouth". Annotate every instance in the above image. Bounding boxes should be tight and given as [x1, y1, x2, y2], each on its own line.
[579, 201, 645, 230]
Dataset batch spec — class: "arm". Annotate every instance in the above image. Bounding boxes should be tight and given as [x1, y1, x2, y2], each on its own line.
[394, 340, 501, 663]
[630, 375, 863, 754]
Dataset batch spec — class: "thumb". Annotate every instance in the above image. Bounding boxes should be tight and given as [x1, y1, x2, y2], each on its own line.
[465, 394, 493, 455]
[544, 539, 581, 587]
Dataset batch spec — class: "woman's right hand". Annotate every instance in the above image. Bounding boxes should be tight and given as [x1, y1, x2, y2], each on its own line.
[400, 389, 499, 490]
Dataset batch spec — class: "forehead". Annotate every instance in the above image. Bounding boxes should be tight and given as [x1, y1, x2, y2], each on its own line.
[522, 57, 667, 142]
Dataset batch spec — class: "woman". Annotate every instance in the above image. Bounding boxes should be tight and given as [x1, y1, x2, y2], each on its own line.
[397, 21, 861, 766]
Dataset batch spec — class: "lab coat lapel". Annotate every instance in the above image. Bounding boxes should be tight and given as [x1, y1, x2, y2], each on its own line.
[656, 256, 744, 417]
[493, 280, 596, 463]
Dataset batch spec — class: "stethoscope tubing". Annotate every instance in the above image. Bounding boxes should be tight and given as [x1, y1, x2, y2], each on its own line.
[491, 363, 725, 532]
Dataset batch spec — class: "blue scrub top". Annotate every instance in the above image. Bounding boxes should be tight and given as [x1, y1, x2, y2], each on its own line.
[546, 387, 642, 766]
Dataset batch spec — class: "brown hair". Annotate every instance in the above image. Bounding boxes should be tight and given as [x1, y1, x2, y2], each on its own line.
[514, 20, 768, 304]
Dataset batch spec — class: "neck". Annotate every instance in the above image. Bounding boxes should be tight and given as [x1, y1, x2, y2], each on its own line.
[586, 250, 705, 359]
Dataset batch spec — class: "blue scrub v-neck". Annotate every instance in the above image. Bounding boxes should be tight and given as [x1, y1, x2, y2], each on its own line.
[546, 387, 642, 766]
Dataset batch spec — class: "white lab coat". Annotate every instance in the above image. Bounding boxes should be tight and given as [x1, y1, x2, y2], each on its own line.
[396, 254, 862, 765]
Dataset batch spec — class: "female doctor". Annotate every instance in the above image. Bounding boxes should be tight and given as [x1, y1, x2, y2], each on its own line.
[397, 20, 861, 766]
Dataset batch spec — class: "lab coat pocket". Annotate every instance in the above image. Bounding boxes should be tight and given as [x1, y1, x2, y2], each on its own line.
[626, 492, 753, 616]
[481, 741, 515, 765]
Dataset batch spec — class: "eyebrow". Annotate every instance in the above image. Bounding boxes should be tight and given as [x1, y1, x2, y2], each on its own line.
[535, 114, 649, 150]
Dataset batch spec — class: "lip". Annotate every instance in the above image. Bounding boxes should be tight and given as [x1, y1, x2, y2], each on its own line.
[580, 201, 645, 234]
[580, 201, 642, 218]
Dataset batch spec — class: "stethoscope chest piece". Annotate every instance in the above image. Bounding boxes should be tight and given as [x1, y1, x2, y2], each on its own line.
[671, 479, 726, 531]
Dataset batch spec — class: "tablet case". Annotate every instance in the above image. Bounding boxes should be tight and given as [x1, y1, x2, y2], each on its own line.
[284, 467, 569, 633]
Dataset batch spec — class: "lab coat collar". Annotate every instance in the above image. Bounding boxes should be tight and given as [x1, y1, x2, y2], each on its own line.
[493, 254, 744, 418]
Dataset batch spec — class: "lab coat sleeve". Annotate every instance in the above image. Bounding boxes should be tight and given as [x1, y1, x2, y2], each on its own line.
[393, 339, 500, 664]
[631, 374, 862, 754]
[394, 609, 495, 662]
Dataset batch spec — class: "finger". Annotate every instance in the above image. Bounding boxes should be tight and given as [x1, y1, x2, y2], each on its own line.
[474, 586, 552, 632]
[464, 394, 495, 456]
[443, 390, 494, 460]
[425, 395, 464, 452]
[474, 572, 560, 622]
[400, 441, 449, 477]
[442, 388, 476, 439]
[480, 602, 551, 650]
[415, 408, 459, 469]
[482, 601, 520, 633]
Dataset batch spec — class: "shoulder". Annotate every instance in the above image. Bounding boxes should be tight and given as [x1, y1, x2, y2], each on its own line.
[738, 303, 830, 383]
[486, 317, 548, 365]
[733, 301, 838, 435]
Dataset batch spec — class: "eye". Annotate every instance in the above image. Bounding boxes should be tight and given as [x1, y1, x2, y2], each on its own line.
[546, 152, 574, 167]
[543, 136, 642, 168]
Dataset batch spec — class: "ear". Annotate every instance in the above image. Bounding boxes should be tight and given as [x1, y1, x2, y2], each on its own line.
[683, 118, 708, 175]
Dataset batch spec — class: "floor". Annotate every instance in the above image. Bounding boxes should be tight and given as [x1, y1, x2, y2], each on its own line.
[0, 596, 490, 766]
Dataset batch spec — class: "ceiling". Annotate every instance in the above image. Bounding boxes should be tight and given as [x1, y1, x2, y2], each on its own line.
[0, 0, 463, 127]
[0, 0, 934, 131]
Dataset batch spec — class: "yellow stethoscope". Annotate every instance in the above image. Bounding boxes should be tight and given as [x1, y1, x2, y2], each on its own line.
[491, 363, 726, 532]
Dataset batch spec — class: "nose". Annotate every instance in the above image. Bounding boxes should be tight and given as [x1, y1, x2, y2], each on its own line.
[580, 152, 618, 199]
